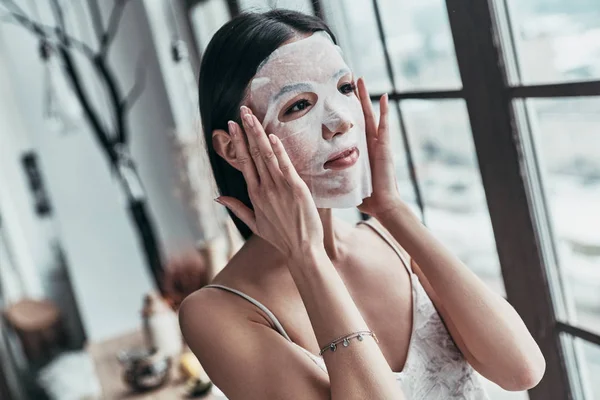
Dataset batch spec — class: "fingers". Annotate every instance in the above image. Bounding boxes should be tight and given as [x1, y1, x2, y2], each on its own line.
[269, 134, 303, 188]
[240, 106, 274, 187]
[216, 196, 257, 233]
[357, 77, 378, 141]
[241, 106, 282, 181]
[378, 93, 390, 144]
[228, 120, 259, 189]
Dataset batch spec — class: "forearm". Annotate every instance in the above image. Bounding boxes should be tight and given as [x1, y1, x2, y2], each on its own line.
[289, 246, 405, 400]
[377, 203, 544, 381]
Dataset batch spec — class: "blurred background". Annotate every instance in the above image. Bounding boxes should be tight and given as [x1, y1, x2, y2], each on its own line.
[0, 0, 598, 399]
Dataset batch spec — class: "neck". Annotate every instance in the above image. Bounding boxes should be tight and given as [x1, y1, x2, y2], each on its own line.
[318, 208, 345, 261]
[248, 209, 353, 267]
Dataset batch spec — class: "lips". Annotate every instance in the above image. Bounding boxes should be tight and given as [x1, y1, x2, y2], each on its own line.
[324, 146, 360, 170]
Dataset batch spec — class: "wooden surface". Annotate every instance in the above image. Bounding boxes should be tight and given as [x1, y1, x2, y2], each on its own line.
[87, 330, 221, 399]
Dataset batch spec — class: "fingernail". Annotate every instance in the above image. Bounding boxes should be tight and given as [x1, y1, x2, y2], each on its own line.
[240, 105, 249, 116]
[214, 197, 223, 205]
[244, 113, 254, 127]
[269, 134, 277, 145]
[227, 121, 236, 137]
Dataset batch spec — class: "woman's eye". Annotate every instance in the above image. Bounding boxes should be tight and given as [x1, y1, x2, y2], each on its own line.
[285, 99, 311, 115]
[339, 82, 356, 95]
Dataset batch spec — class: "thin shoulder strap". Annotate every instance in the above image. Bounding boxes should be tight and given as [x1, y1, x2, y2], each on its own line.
[203, 284, 293, 342]
[356, 219, 413, 275]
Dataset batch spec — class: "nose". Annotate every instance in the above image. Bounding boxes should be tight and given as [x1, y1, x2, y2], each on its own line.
[322, 110, 354, 140]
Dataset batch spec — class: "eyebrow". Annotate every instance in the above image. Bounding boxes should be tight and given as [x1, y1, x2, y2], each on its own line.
[332, 67, 352, 80]
[270, 67, 353, 103]
[272, 82, 312, 103]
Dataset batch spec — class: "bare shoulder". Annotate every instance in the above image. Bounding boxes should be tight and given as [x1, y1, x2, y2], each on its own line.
[178, 282, 330, 400]
[178, 286, 224, 320]
[178, 283, 268, 332]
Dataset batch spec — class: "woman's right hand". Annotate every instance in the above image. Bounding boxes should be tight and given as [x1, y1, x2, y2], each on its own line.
[215, 105, 324, 260]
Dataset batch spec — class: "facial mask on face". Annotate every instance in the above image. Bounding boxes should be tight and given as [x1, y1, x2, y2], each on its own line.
[248, 31, 372, 209]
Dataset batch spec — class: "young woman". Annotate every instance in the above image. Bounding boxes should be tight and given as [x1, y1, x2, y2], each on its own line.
[179, 9, 546, 400]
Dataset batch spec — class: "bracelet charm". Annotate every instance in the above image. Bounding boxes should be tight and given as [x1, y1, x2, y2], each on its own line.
[319, 330, 378, 356]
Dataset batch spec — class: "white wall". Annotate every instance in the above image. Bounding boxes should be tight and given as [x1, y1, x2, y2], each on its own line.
[0, 0, 199, 341]
[0, 31, 47, 302]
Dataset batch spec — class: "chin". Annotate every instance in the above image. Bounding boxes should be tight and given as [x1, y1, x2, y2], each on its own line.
[313, 181, 362, 202]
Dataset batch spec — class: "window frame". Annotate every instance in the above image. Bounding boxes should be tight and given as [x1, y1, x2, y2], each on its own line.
[440, 0, 599, 398]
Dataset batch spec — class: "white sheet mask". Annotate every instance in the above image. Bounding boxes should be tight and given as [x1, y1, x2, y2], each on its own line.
[248, 31, 372, 208]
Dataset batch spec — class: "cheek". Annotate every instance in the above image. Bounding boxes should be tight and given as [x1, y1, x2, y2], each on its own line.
[249, 101, 267, 123]
[279, 133, 318, 171]
[349, 99, 366, 132]
[267, 122, 321, 171]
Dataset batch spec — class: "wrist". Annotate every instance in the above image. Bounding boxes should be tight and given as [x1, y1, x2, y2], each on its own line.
[289, 244, 328, 269]
[372, 197, 405, 219]
[374, 200, 417, 227]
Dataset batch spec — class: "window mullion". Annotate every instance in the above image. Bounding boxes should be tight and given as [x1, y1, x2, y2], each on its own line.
[443, 0, 572, 398]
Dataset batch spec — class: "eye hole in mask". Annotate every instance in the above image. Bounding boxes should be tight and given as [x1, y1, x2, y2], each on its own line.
[278, 75, 358, 123]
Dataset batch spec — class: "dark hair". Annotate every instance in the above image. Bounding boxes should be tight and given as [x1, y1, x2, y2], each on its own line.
[198, 9, 337, 240]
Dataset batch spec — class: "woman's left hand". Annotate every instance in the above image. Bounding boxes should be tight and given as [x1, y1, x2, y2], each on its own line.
[356, 77, 403, 219]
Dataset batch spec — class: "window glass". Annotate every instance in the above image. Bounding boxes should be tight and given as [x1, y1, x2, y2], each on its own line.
[562, 333, 600, 400]
[575, 337, 600, 399]
[378, 0, 462, 91]
[321, 0, 392, 93]
[526, 97, 600, 336]
[400, 100, 505, 296]
[505, 0, 600, 84]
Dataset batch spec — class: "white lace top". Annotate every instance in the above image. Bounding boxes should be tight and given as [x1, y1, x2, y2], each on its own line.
[205, 219, 489, 399]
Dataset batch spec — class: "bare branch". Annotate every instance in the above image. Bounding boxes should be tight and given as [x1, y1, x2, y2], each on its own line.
[45, 0, 126, 148]
[59, 44, 118, 165]
[0, 1, 94, 58]
[122, 51, 147, 110]
[121, 50, 148, 139]
[1, 0, 47, 37]
[1, 0, 136, 154]
[0, 0, 28, 19]
[91, 54, 126, 145]
[100, 0, 134, 57]
[85, 0, 104, 44]
[48, 0, 66, 35]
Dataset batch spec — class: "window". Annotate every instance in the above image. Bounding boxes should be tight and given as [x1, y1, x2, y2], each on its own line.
[573, 337, 600, 399]
[496, 0, 600, 398]
[321, 0, 391, 93]
[525, 97, 600, 337]
[378, 0, 461, 91]
[505, 0, 600, 84]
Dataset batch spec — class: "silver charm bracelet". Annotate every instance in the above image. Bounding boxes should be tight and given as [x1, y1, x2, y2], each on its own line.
[319, 330, 379, 356]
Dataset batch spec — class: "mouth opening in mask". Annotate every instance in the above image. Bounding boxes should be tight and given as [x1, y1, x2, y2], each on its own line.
[324, 146, 359, 171]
